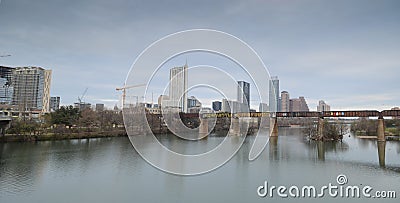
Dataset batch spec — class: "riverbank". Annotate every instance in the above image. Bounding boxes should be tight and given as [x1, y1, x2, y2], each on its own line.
[0, 129, 127, 142]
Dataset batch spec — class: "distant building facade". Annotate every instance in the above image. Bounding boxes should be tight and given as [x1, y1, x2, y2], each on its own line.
[158, 95, 169, 107]
[259, 103, 269, 112]
[280, 91, 290, 112]
[317, 100, 330, 112]
[74, 102, 91, 111]
[289, 96, 309, 112]
[187, 96, 202, 113]
[221, 98, 247, 113]
[187, 96, 201, 108]
[95, 103, 105, 111]
[50, 96, 60, 111]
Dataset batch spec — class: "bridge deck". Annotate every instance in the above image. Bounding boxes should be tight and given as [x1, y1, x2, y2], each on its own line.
[196, 110, 400, 118]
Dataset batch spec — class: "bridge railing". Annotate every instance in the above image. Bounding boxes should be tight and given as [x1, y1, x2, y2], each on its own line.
[179, 110, 400, 119]
[382, 110, 400, 117]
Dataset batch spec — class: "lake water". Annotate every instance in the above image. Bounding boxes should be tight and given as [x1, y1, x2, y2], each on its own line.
[1, 128, 399, 203]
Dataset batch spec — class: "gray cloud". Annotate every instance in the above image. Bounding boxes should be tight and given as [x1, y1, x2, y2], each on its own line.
[0, 0, 399, 109]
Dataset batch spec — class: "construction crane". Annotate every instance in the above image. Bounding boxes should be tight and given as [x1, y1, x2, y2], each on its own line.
[0, 54, 11, 57]
[78, 87, 88, 104]
[116, 84, 146, 106]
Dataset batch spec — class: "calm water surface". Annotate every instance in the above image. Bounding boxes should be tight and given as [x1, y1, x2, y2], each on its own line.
[1, 128, 399, 203]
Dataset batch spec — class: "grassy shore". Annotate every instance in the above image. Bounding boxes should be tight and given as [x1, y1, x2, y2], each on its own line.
[0, 129, 127, 142]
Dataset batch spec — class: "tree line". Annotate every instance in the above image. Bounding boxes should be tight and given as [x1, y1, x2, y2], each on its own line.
[6, 105, 124, 136]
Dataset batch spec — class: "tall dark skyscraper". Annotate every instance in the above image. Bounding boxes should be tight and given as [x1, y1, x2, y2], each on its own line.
[212, 101, 222, 111]
[237, 81, 250, 108]
[269, 76, 279, 112]
[0, 66, 14, 104]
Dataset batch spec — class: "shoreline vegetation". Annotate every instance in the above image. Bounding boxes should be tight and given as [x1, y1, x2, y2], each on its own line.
[1, 106, 399, 142]
[351, 118, 400, 141]
[1, 105, 126, 142]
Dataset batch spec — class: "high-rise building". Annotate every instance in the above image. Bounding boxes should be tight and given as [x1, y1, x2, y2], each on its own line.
[158, 95, 169, 107]
[289, 96, 309, 112]
[12, 67, 52, 113]
[50, 96, 60, 111]
[280, 91, 290, 112]
[237, 81, 250, 109]
[168, 63, 188, 113]
[187, 96, 202, 113]
[0, 66, 14, 104]
[187, 96, 201, 108]
[212, 101, 222, 111]
[269, 76, 279, 112]
[259, 103, 269, 112]
[298, 97, 309, 112]
[317, 100, 330, 112]
[95, 103, 105, 111]
[221, 98, 243, 113]
[74, 102, 91, 111]
[289, 99, 299, 112]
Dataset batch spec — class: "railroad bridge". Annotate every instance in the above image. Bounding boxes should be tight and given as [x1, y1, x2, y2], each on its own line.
[194, 110, 400, 167]
[197, 110, 400, 141]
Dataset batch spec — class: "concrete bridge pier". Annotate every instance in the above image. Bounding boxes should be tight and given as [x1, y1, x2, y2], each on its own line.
[270, 117, 278, 137]
[377, 141, 386, 167]
[317, 117, 324, 140]
[199, 118, 209, 137]
[377, 117, 385, 142]
[376, 114, 386, 167]
[230, 118, 240, 136]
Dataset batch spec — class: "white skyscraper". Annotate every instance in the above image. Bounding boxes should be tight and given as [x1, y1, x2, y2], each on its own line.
[237, 81, 250, 108]
[12, 67, 52, 113]
[168, 63, 188, 113]
[269, 76, 279, 112]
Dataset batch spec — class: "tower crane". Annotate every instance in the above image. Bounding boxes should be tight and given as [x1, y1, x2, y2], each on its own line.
[116, 84, 146, 106]
[78, 88, 88, 104]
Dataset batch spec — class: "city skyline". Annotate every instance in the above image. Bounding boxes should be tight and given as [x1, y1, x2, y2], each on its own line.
[1, 0, 399, 110]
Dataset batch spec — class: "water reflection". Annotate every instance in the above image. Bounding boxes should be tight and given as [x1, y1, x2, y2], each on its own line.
[1, 132, 400, 203]
[268, 136, 278, 161]
[0, 137, 136, 196]
[317, 141, 325, 161]
[303, 139, 349, 162]
[378, 141, 386, 167]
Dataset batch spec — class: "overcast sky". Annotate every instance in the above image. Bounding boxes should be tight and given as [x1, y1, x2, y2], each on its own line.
[0, 0, 399, 110]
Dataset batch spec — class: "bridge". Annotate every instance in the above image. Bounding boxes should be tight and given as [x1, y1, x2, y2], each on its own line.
[196, 110, 400, 142]
[199, 110, 400, 118]
[194, 110, 400, 167]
